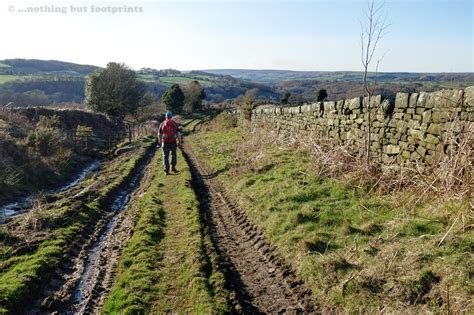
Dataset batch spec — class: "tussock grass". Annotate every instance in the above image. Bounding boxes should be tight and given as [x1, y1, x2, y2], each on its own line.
[103, 149, 229, 313]
[187, 124, 473, 313]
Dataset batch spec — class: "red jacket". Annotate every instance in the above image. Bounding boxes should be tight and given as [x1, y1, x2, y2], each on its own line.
[159, 119, 180, 144]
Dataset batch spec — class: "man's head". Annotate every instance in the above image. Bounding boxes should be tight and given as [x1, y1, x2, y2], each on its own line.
[165, 111, 173, 119]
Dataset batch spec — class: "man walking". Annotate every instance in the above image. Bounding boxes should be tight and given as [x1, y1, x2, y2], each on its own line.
[158, 111, 182, 175]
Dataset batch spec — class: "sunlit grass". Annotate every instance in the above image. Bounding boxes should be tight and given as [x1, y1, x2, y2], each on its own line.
[104, 149, 229, 313]
[187, 125, 472, 313]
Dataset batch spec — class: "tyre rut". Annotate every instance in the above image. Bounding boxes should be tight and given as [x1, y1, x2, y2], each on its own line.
[182, 144, 314, 314]
[31, 148, 156, 314]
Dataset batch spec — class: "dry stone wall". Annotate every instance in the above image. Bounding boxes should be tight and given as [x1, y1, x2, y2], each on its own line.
[245, 87, 473, 171]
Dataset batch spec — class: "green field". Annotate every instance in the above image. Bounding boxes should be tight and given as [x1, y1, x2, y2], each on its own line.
[136, 74, 215, 87]
[137, 73, 157, 82]
[0, 63, 10, 68]
[159, 75, 213, 87]
[0, 75, 23, 85]
[187, 74, 215, 81]
[0, 74, 88, 86]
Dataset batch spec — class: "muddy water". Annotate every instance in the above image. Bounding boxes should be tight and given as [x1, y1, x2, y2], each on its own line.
[54, 161, 102, 194]
[66, 155, 150, 314]
[0, 161, 102, 223]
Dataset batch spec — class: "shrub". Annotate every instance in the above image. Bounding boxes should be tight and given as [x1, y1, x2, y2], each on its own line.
[240, 88, 257, 121]
[76, 125, 94, 137]
[214, 112, 237, 130]
[26, 128, 61, 156]
[37, 115, 60, 129]
[316, 89, 328, 102]
[24, 115, 64, 156]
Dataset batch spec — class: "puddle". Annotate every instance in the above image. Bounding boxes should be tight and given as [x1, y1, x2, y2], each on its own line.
[68, 153, 151, 314]
[53, 161, 102, 194]
[0, 160, 102, 223]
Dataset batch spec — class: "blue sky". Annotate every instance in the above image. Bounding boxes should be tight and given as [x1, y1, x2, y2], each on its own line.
[0, 0, 472, 72]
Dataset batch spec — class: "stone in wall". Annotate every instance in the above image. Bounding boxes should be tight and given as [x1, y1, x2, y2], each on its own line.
[430, 89, 463, 109]
[417, 92, 430, 108]
[245, 86, 474, 174]
[409, 93, 418, 108]
[463, 86, 474, 122]
[395, 93, 409, 109]
[346, 97, 361, 111]
[323, 101, 336, 114]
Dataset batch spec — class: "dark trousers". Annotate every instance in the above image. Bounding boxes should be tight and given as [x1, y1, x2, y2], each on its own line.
[162, 142, 177, 172]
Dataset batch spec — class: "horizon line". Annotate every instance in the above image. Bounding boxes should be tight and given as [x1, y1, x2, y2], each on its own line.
[1, 58, 473, 74]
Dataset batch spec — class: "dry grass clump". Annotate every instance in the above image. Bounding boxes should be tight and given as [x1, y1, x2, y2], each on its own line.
[200, 112, 237, 133]
[22, 196, 46, 231]
[244, 120, 472, 205]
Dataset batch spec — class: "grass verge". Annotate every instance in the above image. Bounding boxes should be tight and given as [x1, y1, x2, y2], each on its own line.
[187, 123, 473, 313]
[103, 149, 229, 314]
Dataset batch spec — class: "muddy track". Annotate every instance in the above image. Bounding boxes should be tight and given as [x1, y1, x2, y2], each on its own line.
[70, 154, 156, 314]
[182, 145, 314, 314]
[28, 148, 156, 314]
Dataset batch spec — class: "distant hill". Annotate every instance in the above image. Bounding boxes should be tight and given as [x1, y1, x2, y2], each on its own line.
[0, 59, 280, 106]
[137, 70, 279, 103]
[0, 59, 98, 75]
[0, 59, 96, 106]
[205, 69, 474, 85]
[204, 69, 474, 103]
[1, 60, 472, 107]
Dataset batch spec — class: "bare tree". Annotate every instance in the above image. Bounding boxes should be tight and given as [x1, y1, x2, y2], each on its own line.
[359, 0, 389, 165]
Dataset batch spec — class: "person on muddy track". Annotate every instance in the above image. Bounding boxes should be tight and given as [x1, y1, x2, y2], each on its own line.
[158, 111, 182, 175]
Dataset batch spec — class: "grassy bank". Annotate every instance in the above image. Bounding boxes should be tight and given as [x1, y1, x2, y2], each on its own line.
[103, 149, 229, 314]
[0, 137, 155, 314]
[187, 121, 472, 313]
